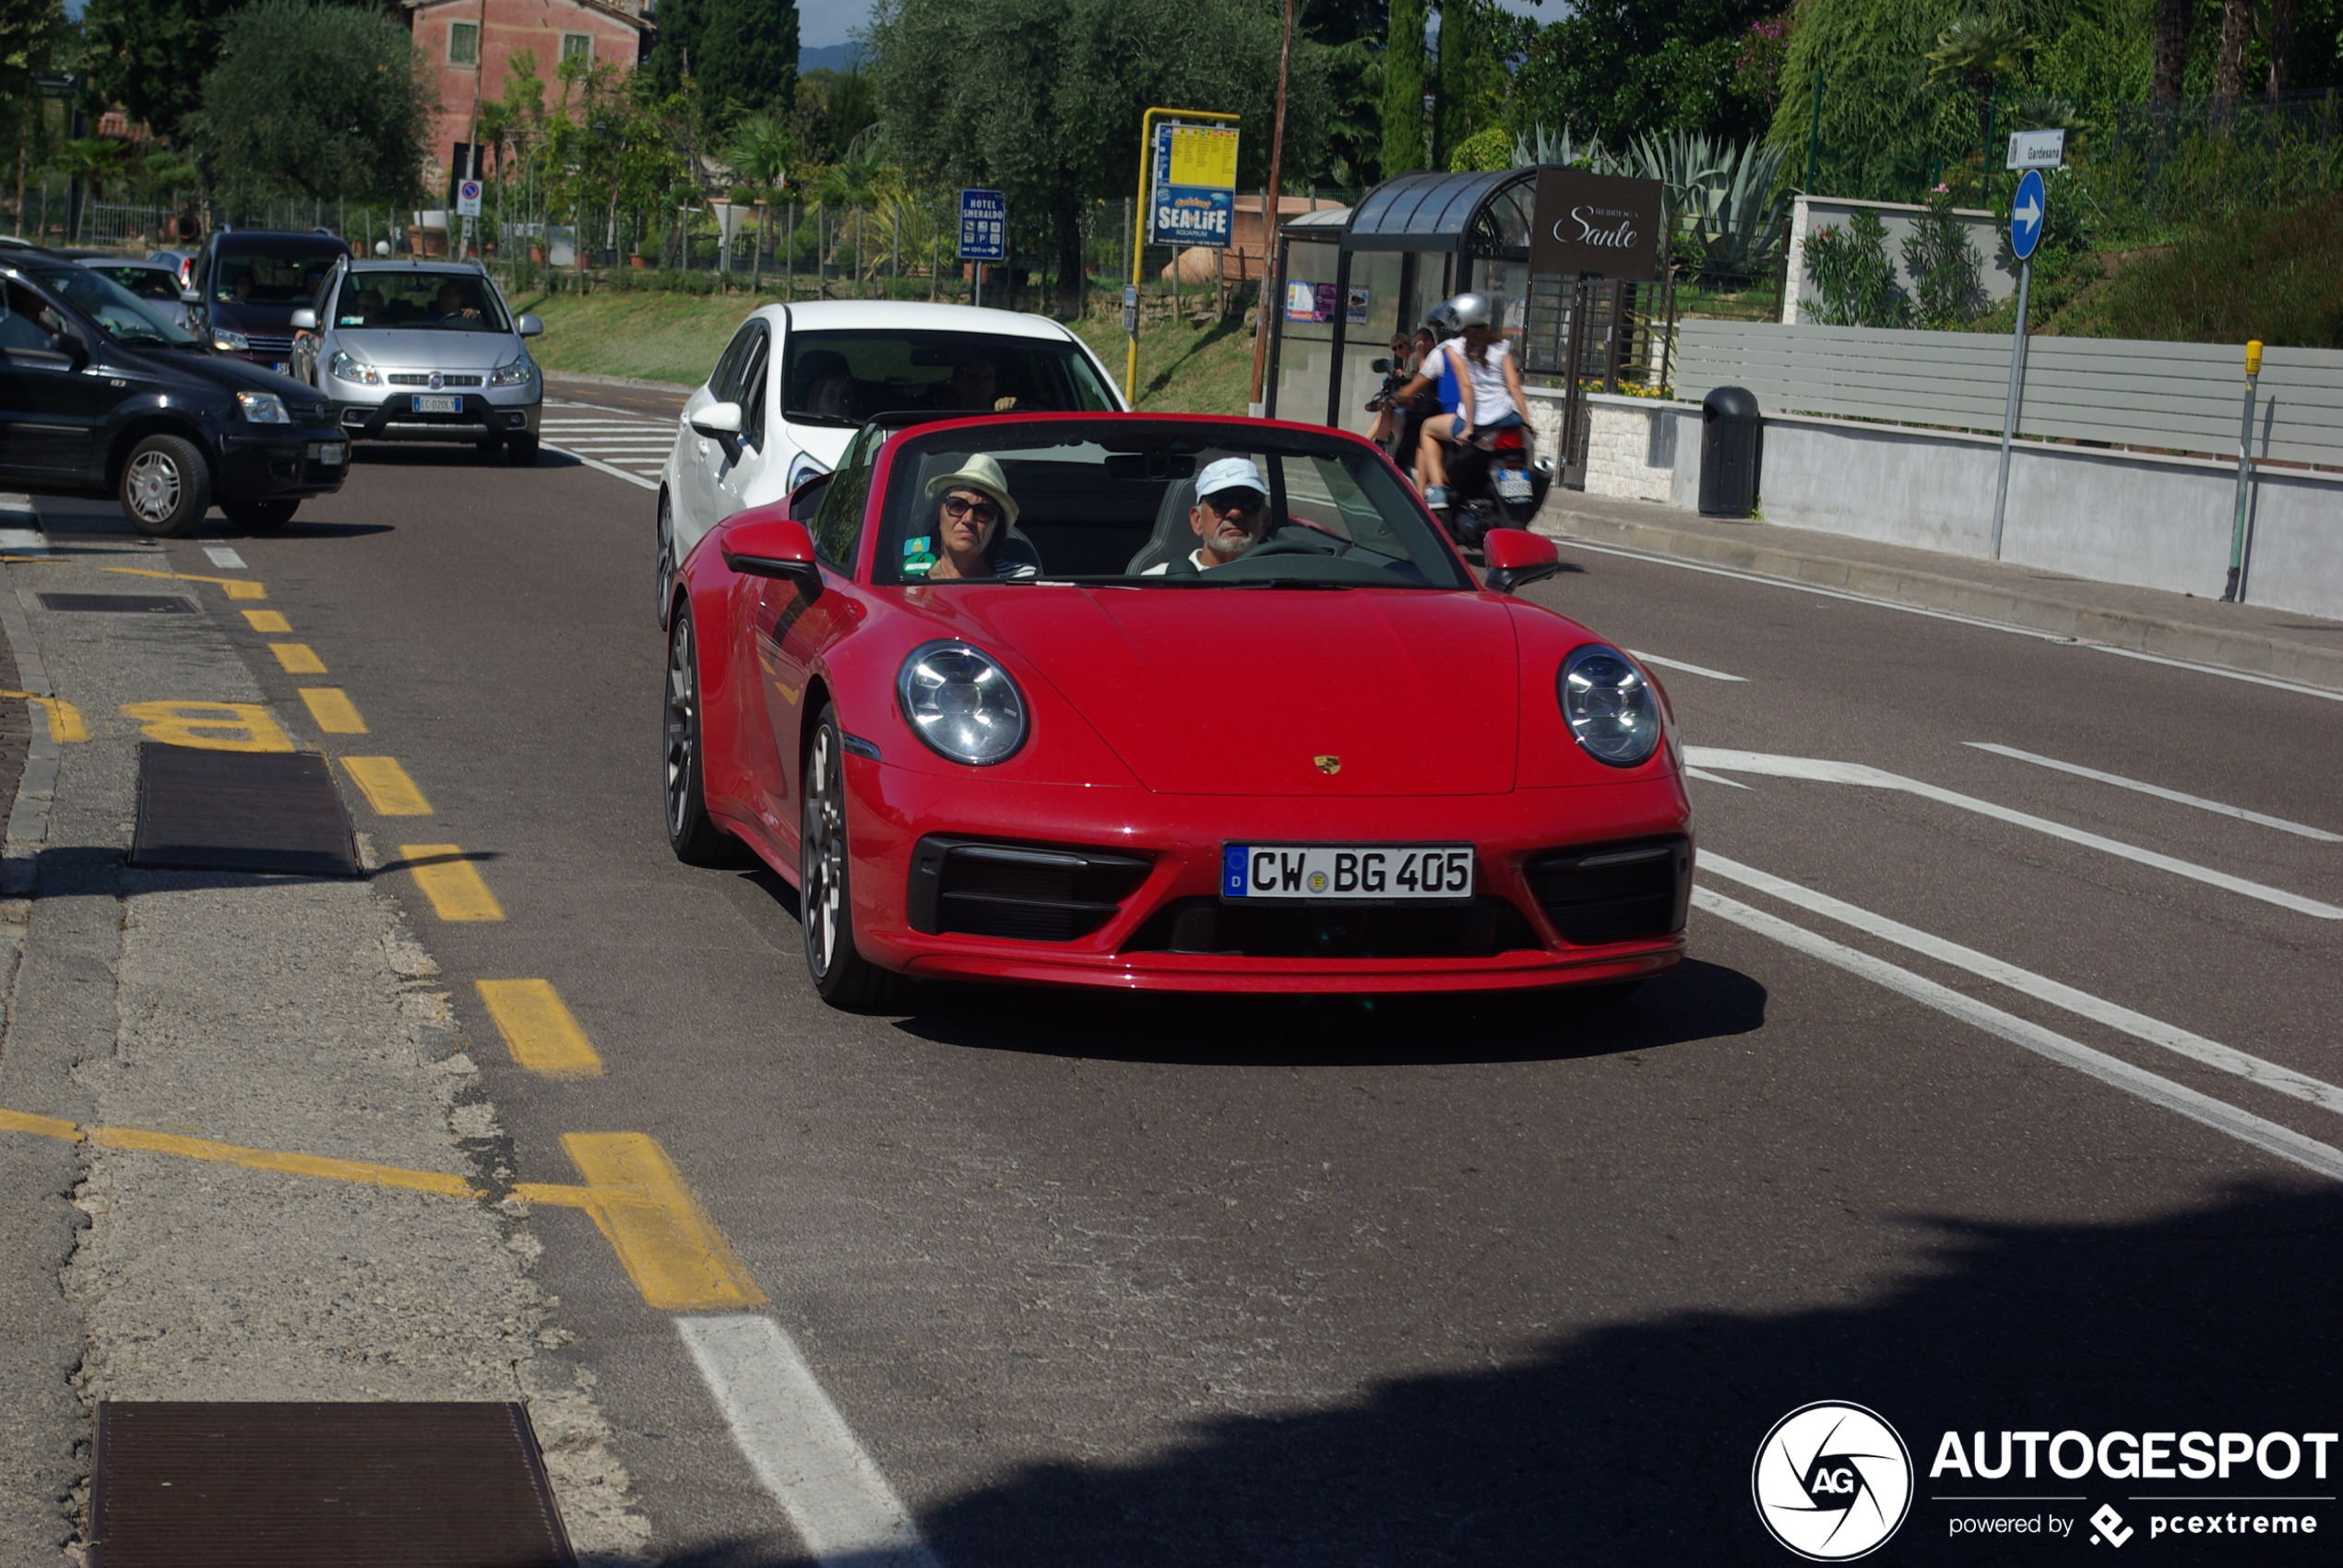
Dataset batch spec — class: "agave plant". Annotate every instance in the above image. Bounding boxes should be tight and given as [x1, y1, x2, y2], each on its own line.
[1614, 130, 1789, 287]
[1509, 124, 1610, 171]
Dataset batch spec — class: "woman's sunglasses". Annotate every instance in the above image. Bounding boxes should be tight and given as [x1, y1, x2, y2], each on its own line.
[941, 493, 1002, 525]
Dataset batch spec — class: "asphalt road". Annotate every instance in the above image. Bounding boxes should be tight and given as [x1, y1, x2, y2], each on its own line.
[91, 410, 2343, 1565]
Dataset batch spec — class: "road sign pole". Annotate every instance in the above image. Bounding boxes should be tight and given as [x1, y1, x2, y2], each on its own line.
[1989, 257, 2030, 561]
[1130, 107, 1240, 405]
[2224, 339, 2264, 602]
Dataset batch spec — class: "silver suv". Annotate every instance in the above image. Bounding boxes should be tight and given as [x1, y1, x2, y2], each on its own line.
[291, 259, 544, 463]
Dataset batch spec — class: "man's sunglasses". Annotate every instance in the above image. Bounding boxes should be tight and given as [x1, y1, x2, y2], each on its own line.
[941, 493, 1002, 525]
[1203, 490, 1265, 515]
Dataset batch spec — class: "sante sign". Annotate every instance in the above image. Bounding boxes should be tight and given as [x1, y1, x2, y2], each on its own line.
[1528, 168, 1664, 281]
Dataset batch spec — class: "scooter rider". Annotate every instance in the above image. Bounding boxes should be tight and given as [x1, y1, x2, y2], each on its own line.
[1394, 293, 1530, 508]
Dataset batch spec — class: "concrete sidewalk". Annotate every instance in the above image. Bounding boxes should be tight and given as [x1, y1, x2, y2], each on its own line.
[1534, 493, 2343, 695]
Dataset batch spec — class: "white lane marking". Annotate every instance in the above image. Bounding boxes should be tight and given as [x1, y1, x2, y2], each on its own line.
[547, 446, 661, 491]
[1693, 887, 2343, 1182]
[1966, 741, 2343, 842]
[1700, 850, 2343, 1115]
[1557, 536, 2343, 704]
[1629, 648, 1747, 682]
[202, 546, 248, 568]
[1684, 746, 2343, 921]
[677, 1314, 941, 1568]
[0, 528, 46, 552]
[1683, 766, 1751, 790]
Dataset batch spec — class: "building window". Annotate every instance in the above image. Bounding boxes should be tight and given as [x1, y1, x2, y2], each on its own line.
[561, 31, 592, 65]
[448, 19, 479, 65]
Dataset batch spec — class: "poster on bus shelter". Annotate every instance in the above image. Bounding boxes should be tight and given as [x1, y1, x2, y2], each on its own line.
[1149, 123, 1239, 249]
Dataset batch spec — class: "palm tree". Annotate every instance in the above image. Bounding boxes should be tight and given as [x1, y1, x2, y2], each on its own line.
[806, 132, 895, 297]
[730, 112, 793, 283]
[1925, 13, 2032, 195]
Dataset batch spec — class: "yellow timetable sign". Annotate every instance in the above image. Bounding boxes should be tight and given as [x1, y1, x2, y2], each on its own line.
[1167, 125, 1240, 189]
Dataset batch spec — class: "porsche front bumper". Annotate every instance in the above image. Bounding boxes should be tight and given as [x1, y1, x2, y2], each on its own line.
[839, 762, 1693, 994]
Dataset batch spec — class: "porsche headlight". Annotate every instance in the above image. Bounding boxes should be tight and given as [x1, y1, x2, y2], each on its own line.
[1560, 644, 1659, 766]
[329, 350, 381, 386]
[236, 390, 291, 424]
[898, 641, 1027, 766]
[488, 351, 535, 387]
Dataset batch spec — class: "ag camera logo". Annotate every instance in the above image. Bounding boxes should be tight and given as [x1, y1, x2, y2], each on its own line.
[1754, 1401, 1914, 1561]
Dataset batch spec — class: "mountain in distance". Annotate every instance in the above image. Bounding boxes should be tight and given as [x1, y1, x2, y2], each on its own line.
[798, 42, 863, 73]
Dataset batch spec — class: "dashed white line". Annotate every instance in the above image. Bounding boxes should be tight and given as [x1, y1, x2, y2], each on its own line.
[1965, 741, 2342, 842]
[1693, 887, 2343, 1182]
[1630, 648, 1747, 682]
[548, 447, 661, 491]
[1684, 746, 2343, 920]
[1683, 766, 1751, 790]
[677, 1313, 941, 1568]
[203, 546, 248, 569]
[1700, 850, 2343, 1114]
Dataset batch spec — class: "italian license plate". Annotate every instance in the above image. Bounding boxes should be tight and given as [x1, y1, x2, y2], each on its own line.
[411, 394, 460, 414]
[1494, 466, 1533, 500]
[306, 441, 348, 465]
[1222, 843, 1475, 902]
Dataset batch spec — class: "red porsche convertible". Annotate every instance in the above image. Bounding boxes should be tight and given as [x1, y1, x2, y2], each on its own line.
[661, 410, 1693, 1006]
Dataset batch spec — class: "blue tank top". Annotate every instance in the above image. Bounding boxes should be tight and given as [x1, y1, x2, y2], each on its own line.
[1432, 341, 1463, 414]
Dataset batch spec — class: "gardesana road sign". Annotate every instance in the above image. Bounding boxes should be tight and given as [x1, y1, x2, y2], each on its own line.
[2009, 168, 2046, 262]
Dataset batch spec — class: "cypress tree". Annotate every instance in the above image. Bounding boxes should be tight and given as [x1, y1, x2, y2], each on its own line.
[1382, 0, 1427, 175]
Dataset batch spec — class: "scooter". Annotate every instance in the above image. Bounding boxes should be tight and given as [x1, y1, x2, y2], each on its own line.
[1436, 419, 1552, 549]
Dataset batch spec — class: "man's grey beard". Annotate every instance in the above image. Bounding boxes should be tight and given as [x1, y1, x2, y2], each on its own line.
[1204, 529, 1257, 564]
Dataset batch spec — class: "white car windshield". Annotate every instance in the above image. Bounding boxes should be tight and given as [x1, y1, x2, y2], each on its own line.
[866, 419, 1472, 590]
[782, 329, 1115, 428]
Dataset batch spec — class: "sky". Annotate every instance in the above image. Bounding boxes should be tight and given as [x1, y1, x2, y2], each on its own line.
[799, 0, 1556, 49]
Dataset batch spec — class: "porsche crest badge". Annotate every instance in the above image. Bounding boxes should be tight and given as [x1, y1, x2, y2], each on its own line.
[1313, 754, 1342, 775]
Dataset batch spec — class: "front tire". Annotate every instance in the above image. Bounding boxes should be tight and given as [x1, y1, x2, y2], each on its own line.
[506, 434, 541, 466]
[655, 492, 677, 627]
[222, 498, 297, 530]
[801, 704, 901, 1009]
[119, 434, 211, 538]
[662, 605, 739, 866]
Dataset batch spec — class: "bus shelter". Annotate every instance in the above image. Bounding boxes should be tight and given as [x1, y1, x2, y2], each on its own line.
[1266, 165, 1666, 469]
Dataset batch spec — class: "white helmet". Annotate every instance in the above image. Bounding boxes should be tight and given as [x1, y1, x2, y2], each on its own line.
[1446, 291, 1493, 329]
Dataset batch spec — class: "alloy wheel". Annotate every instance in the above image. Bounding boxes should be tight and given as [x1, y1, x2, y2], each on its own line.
[125, 450, 182, 525]
[663, 614, 696, 840]
[803, 723, 847, 979]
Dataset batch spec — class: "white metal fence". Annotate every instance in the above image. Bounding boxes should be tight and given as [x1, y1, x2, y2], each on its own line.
[1673, 320, 2343, 469]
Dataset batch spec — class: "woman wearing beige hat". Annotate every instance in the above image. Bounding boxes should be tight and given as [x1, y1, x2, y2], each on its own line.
[907, 453, 1039, 580]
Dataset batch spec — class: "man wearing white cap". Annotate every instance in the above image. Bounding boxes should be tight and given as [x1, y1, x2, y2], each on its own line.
[1143, 456, 1271, 574]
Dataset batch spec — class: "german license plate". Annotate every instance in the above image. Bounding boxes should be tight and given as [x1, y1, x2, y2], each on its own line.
[1494, 466, 1533, 500]
[272, 361, 289, 374]
[410, 394, 460, 414]
[306, 441, 348, 465]
[1222, 843, 1475, 902]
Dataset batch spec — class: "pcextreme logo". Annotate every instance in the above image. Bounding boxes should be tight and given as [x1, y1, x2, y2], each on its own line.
[1753, 1401, 1916, 1561]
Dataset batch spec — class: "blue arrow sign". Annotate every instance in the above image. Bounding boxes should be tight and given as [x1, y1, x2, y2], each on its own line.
[2009, 168, 2046, 261]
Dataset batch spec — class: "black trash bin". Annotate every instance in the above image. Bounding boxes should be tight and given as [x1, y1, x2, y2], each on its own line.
[1698, 386, 1762, 517]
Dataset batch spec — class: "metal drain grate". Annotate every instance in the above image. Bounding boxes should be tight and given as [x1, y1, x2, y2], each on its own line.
[39, 593, 197, 613]
[129, 743, 361, 876]
[91, 1401, 577, 1567]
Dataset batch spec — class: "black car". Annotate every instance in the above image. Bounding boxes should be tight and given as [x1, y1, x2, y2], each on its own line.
[0, 255, 347, 536]
[192, 229, 351, 374]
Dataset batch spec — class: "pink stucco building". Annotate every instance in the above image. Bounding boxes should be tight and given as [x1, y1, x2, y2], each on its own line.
[401, 0, 654, 186]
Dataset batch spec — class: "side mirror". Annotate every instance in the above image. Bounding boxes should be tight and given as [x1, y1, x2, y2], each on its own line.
[516, 314, 543, 338]
[786, 470, 833, 522]
[1481, 528, 1560, 594]
[50, 332, 90, 372]
[181, 287, 201, 304]
[288, 307, 317, 331]
[690, 400, 744, 440]
[720, 510, 823, 595]
[1371, 357, 1391, 373]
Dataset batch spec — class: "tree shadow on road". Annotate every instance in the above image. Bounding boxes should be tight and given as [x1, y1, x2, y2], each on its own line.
[648, 1179, 2343, 1568]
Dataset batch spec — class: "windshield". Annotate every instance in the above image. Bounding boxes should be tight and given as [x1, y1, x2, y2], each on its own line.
[781, 328, 1115, 428]
[212, 244, 341, 305]
[86, 265, 183, 302]
[333, 269, 512, 332]
[874, 420, 1471, 589]
[32, 267, 196, 347]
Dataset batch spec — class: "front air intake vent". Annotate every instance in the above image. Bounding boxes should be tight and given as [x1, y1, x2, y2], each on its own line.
[908, 837, 1151, 942]
[1525, 837, 1690, 945]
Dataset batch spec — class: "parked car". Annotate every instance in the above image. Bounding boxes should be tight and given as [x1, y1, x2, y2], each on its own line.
[661, 410, 1690, 1007]
[0, 254, 346, 536]
[656, 301, 1126, 620]
[290, 259, 542, 462]
[78, 257, 196, 332]
[148, 247, 199, 292]
[191, 229, 350, 373]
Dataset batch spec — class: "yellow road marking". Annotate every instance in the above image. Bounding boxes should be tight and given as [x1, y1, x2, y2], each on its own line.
[341, 756, 433, 815]
[0, 1108, 78, 1141]
[477, 980, 603, 1076]
[120, 700, 293, 753]
[298, 686, 366, 733]
[269, 642, 327, 674]
[0, 691, 86, 743]
[93, 1126, 478, 1197]
[542, 1134, 767, 1311]
[0, 1110, 763, 1312]
[400, 844, 505, 921]
[102, 566, 266, 600]
[243, 610, 291, 633]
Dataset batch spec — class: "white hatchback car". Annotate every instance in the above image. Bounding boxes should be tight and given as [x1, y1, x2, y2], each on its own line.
[656, 301, 1125, 618]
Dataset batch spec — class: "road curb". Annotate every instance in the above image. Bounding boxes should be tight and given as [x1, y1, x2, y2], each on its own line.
[1537, 506, 2343, 695]
[542, 369, 696, 396]
[0, 576, 59, 897]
